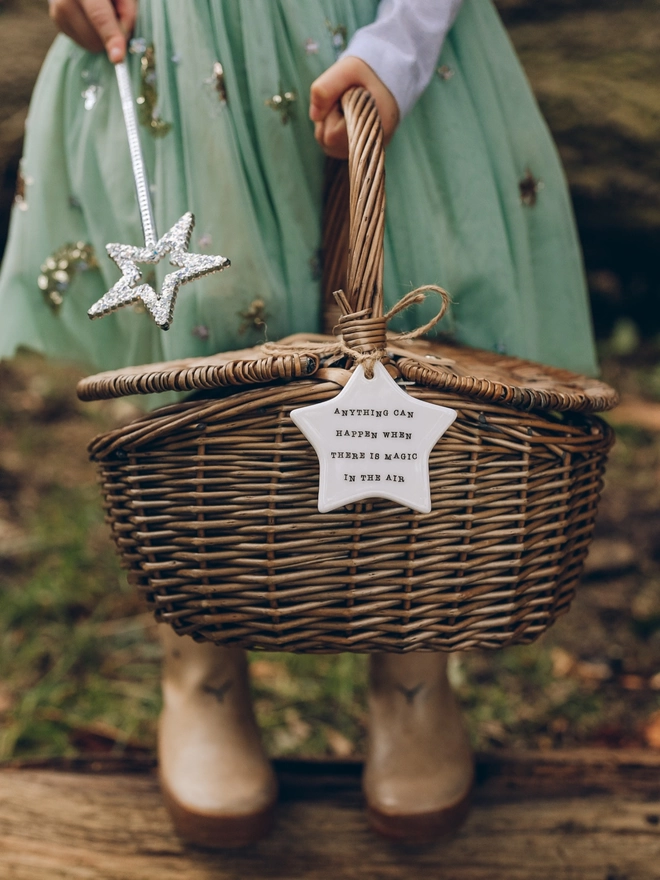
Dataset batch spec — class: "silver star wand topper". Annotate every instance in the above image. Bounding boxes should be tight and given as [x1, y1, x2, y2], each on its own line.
[88, 61, 230, 330]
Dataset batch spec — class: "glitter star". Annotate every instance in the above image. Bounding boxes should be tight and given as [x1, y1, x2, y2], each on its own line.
[290, 362, 457, 514]
[88, 212, 230, 330]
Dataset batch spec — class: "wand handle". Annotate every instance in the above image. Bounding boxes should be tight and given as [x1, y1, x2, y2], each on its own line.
[114, 61, 158, 249]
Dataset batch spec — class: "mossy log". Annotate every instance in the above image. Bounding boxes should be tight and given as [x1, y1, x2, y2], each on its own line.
[502, 0, 660, 234]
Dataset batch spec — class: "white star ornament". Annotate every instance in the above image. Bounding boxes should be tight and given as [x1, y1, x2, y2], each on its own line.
[290, 362, 458, 514]
[87, 212, 229, 330]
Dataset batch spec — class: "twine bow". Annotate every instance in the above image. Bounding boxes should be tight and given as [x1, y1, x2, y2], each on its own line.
[262, 284, 450, 378]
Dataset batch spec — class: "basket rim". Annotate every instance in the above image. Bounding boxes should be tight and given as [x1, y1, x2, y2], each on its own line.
[76, 332, 618, 414]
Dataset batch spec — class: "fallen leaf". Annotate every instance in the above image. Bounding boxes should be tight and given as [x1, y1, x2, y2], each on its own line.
[620, 674, 646, 691]
[272, 708, 312, 754]
[549, 717, 569, 734]
[0, 685, 14, 714]
[39, 709, 149, 754]
[583, 538, 637, 575]
[480, 720, 507, 745]
[0, 517, 38, 560]
[592, 725, 641, 749]
[608, 399, 660, 433]
[631, 587, 660, 623]
[250, 660, 288, 684]
[575, 660, 611, 682]
[325, 727, 353, 758]
[643, 711, 660, 749]
[551, 647, 575, 678]
[285, 707, 310, 733]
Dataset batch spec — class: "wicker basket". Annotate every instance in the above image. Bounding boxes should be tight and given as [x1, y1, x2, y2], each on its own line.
[78, 89, 617, 653]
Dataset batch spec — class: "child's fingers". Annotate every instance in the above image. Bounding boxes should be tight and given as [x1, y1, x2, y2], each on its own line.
[115, 0, 138, 36]
[80, 0, 128, 61]
[310, 64, 355, 123]
[322, 108, 349, 159]
[310, 57, 400, 152]
[314, 107, 349, 160]
[49, 0, 105, 52]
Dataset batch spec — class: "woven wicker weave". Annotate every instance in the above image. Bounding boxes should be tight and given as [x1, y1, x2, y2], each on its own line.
[80, 88, 617, 653]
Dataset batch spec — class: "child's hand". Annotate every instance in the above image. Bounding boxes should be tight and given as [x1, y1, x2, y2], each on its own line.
[310, 56, 399, 160]
[49, 0, 137, 63]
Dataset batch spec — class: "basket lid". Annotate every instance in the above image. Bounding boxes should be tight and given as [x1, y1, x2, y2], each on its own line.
[388, 337, 617, 413]
[77, 333, 617, 414]
[76, 345, 319, 402]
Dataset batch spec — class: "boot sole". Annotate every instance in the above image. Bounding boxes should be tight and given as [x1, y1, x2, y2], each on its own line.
[159, 773, 276, 849]
[366, 783, 473, 845]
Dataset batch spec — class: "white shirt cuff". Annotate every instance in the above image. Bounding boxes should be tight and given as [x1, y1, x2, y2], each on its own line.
[341, 0, 463, 118]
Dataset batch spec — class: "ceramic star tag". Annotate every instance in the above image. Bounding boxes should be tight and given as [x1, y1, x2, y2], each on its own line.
[87, 212, 230, 329]
[290, 362, 458, 513]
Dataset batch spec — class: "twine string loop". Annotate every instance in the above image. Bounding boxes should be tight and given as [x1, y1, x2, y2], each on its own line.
[261, 284, 450, 378]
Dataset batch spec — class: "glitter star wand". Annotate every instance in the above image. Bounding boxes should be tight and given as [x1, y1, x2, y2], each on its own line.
[88, 61, 230, 330]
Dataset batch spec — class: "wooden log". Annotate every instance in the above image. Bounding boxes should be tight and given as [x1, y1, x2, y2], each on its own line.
[0, 750, 659, 880]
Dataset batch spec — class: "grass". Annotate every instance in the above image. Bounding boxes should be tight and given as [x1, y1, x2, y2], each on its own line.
[0, 483, 159, 759]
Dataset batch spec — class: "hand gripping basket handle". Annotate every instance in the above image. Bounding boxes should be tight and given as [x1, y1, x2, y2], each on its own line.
[340, 87, 386, 319]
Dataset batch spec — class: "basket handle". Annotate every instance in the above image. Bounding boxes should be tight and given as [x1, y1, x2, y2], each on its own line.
[342, 87, 386, 317]
[322, 88, 385, 327]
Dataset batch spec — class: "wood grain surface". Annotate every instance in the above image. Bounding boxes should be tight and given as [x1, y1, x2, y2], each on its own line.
[1, 750, 659, 880]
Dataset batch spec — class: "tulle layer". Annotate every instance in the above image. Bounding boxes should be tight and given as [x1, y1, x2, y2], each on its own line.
[0, 0, 597, 375]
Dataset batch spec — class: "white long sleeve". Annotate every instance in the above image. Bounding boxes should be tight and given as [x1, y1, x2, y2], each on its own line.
[341, 0, 464, 118]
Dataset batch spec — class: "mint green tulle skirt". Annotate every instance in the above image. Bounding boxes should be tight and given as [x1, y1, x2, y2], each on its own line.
[0, 0, 598, 376]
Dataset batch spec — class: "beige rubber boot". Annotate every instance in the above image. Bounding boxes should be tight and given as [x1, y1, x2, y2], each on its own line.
[364, 652, 474, 844]
[158, 626, 277, 848]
